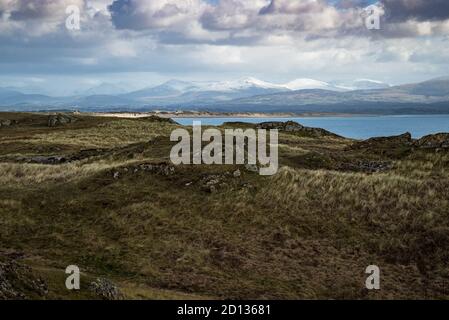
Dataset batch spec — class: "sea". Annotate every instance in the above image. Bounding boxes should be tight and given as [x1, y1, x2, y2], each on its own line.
[175, 114, 449, 140]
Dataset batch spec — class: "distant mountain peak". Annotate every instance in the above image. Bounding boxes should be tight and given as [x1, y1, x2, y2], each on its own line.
[160, 79, 199, 92]
[83, 83, 128, 96]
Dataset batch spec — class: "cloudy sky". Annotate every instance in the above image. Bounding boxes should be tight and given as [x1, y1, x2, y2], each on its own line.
[0, 0, 448, 95]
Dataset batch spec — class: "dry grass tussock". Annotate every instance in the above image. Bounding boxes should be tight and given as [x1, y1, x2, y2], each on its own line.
[29, 120, 178, 148]
[0, 160, 133, 186]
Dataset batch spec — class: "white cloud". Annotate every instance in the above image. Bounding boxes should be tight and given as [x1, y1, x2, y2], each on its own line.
[0, 0, 449, 87]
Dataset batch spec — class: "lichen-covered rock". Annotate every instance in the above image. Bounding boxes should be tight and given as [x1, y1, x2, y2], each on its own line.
[89, 278, 123, 300]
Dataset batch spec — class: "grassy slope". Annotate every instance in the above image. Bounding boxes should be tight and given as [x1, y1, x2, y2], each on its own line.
[0, 112, 448, 299]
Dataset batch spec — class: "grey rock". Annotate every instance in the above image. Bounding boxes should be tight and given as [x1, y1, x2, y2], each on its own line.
[244, 164, 259, 173]
[89, 278, 123, 300]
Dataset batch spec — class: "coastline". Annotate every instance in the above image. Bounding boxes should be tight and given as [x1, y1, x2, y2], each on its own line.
[86, 111, 373, 119]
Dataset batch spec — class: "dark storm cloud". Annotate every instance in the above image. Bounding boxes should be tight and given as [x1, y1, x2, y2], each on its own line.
[108, 0, 205, 31]
[4, 0, 85, 21]
[381, 0, 449, 22]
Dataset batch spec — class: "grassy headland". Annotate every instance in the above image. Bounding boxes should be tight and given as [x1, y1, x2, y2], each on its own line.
[0, 112, 448, 300]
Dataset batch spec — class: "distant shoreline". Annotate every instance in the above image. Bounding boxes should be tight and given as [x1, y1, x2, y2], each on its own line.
[2, 111, 449, 119]
[87, 111, 375, 119]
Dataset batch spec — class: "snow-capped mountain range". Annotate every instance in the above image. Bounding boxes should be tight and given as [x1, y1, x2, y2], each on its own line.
[116, 77, 390, 104]
[11, 76, 449, 115]
[126, 77, 390, 96]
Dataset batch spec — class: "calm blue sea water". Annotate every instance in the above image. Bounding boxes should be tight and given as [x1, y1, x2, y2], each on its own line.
[175, 115, 449, 140]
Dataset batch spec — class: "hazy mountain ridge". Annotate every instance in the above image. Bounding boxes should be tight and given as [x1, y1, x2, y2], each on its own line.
[1, 77, 449, 114]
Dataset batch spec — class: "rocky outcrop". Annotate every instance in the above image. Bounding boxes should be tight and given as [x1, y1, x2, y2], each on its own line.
[142, 115, 178, 124]
[200, 170, 256, 193]
[29, 156, 67, 165]
[351, 132, 413, 150]
[257, 121, 338, 137]
[0, 254, 48, 300]
[89, 278, 123, 300]
[414, 133, 449, 149]
[112, 162, 176, 180]
[339, 160, 393, 173]
[47, 114, 76, 127]
[257, 121, 304, 131]
[0, 119, 18, 128]
[201, 174, 227, 193]
[348, 132, 415, 159]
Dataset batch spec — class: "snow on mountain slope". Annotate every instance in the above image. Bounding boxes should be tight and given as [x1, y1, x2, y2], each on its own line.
[283, 78, 335, 91]
[191, 77, 286, 92]
[333, 79, 391, 91]
[187, 77, 343, 92]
